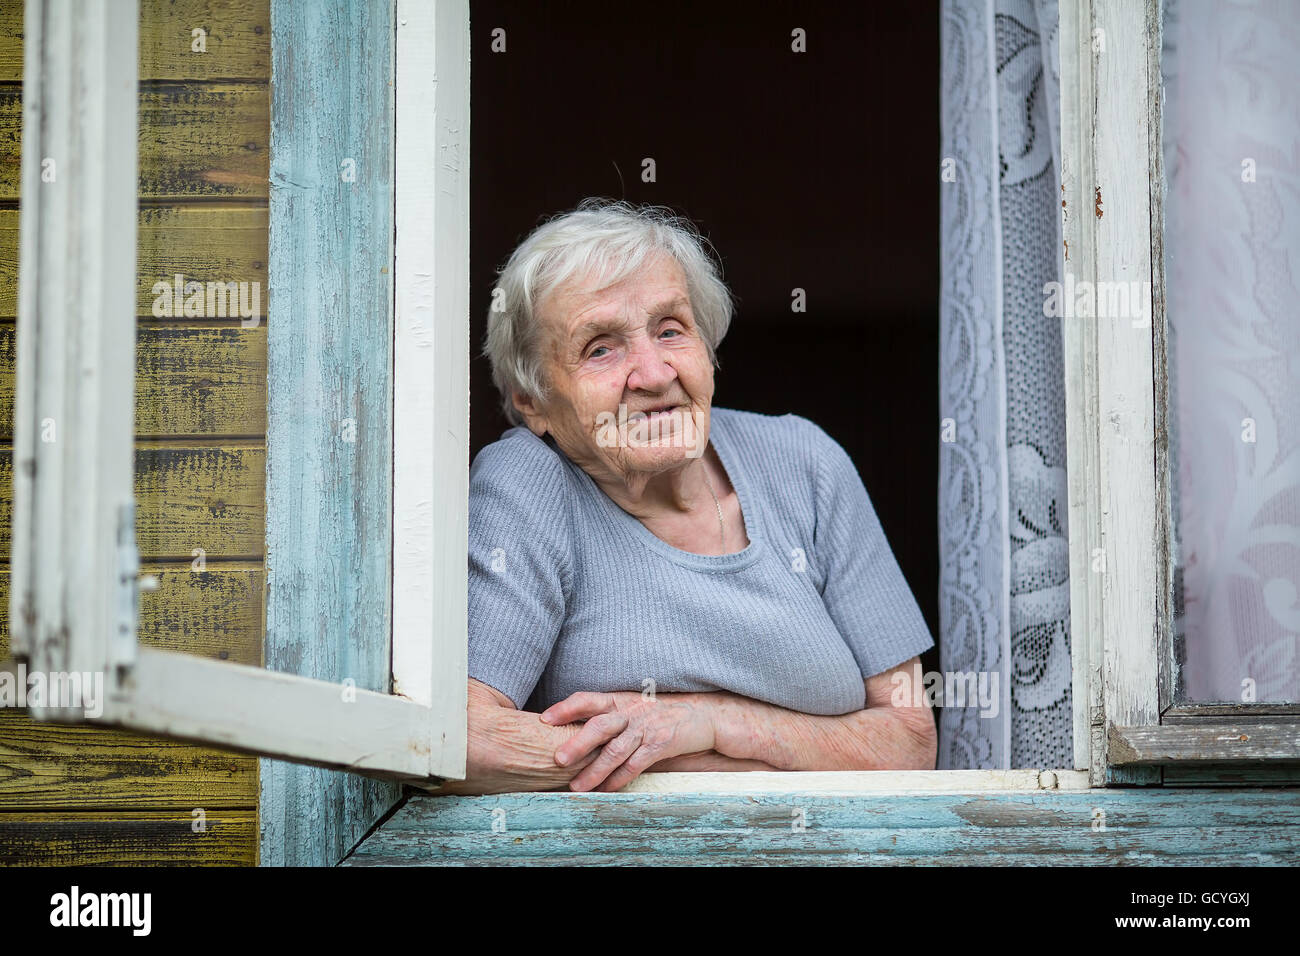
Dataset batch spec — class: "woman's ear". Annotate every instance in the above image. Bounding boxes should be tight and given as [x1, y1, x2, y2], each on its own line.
[512, 391, 548, 437]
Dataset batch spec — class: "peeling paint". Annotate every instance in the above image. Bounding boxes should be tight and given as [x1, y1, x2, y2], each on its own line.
[341, 790, 1300, 865]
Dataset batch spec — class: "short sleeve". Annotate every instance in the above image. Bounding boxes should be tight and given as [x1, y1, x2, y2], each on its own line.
[806, 421, 935, 677]
[467, 432, 572, 708]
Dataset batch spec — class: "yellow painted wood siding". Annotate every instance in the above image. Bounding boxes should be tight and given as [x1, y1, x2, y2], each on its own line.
[0, 0, 268, 866]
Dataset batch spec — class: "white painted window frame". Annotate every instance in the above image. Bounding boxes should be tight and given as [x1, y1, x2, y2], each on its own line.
[362, 0, 1078, 796]
[1060, 0, 1300, 785]
[27, 0, 1286, 800]
[7, 0, 468, 785]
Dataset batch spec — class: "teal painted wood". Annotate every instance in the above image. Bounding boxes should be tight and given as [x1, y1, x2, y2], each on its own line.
[342, 790, 1300, 865]
[260, 0, 399, 867]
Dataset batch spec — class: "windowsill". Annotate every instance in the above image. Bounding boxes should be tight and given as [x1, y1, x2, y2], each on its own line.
[412, 768, 1091, 797]
[617, 768, 1090, 793]
[348, 773, 1300, 865]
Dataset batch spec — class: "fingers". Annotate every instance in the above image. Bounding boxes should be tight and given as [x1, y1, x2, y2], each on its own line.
[540, 691, 617, 727]
[567, 727, 646, 792]
[554, 711, 628, 769]
[593, 744, 665, 792]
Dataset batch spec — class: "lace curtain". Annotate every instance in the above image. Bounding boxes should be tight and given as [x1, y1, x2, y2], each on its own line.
[1164, 0, 1300, 703]
[939, 0, 1071, 769]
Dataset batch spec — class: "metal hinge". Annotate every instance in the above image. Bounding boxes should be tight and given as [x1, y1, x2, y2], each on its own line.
[114, 500, 155, 669]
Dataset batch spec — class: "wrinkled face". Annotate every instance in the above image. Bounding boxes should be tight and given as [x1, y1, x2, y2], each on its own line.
[516, 253, 714, 485]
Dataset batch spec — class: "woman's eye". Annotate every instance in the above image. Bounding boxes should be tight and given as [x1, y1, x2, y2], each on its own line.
[660, 327, 680, 338]
[588, 345, 609, 359]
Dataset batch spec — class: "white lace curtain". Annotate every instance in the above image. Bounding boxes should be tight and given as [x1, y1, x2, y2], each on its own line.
[939, 0, 1070, 769]
[939, 0, 1300, 770]
[1164, 0, 1300, 704]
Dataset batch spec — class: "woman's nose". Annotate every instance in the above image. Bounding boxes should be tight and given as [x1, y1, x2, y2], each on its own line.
[625, 336, 676, 391]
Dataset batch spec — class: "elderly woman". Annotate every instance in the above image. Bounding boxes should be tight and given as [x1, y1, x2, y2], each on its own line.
[447, 199, 936, 795]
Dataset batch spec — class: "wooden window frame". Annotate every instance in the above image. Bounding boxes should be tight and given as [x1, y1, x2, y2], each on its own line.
[14, 0, 1292, 826]
[7, 0, 467, 786]
[1060, 0, 1300, 785]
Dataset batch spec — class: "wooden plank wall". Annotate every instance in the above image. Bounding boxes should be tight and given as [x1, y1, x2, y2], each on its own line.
[0, 0, 268, 866]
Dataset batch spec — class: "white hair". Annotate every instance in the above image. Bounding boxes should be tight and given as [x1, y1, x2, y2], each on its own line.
[484, 198, 735, 427]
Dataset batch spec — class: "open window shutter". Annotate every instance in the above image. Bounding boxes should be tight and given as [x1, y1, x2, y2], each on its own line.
[11, 0, 141, 709]
[9, 0, 472, 867]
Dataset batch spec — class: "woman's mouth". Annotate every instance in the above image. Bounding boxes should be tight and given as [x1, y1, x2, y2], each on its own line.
[627, 404, 679, 422]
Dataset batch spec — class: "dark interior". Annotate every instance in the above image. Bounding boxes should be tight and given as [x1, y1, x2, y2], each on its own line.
[470, 0, 942, 664]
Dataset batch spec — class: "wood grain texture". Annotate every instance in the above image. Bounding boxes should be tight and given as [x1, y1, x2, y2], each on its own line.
[343, 789, 1300, 866]
[0, 810, 257, 865]
[1060, 0, 1106, 782]
[390, 0, 470, 779]
[0, 712, 256, 810]
[0, 0, 265, 868]
[1060, 0, 1165, 785]
[101, 647, 433, 781]
[0, 324, 266, 438]
[136, 564, 264, 662]
[0, 88, 13, 199]
[1165, 703, 1300, 719]
[0, 204, 268, 320]
[260, 0, 400, 867]
[132, 326, 267, 436]
[614, 768, 1091, 794]
[134, 205, 268, 318]
[1110, 723, 1300, 764]
[134, 445, 266, 558]
[1096, 0, 1163, 786]
[0, 565, 264, 663]
[0, 83, 268, 200]
[0, 0, 271, 82]
[0, 444, 265, 559]
[13, 0, 141, 683]
[1163, 764, 1300, 787]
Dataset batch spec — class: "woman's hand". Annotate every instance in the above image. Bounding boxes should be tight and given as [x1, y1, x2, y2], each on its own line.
[425, 680, 636, 796]
[540, 690, 719, 792]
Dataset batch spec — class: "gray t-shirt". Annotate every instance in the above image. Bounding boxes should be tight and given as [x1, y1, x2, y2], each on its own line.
[467, 406, 934, 716]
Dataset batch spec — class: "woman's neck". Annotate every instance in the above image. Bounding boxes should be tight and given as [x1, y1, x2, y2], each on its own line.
[590, 447, 719, 522]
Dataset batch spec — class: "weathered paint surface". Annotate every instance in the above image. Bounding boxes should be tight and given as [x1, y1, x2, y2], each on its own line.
[0, 811, 257, 866]
[1111, 723, 1300, 764]
[0, 206, 270, 319]
[0, 563, 262, 812]
[1, 566, 266, 665]
[0, 712, 255, 811]
[0, 445, 267, 559]
[0, 324, 268, 439]
[260, 0, 400, 867]
[343, 789, 1300, 866]
[0, 0, 272, 83]
[0, 0, 267, 866]
[0, 84, 270, 200]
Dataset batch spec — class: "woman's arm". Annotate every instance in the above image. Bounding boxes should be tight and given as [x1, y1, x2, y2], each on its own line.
[703, 658, 937, 771]
[645, 751, 781, 772]
[541, 657, 935, 790]
[429, 680, 776, 795]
